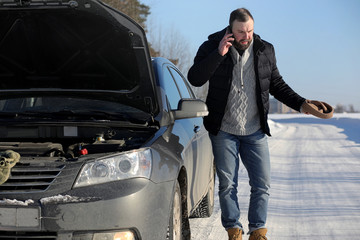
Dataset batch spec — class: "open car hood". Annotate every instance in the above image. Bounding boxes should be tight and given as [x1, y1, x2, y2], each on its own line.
[0, 0, 158, 114]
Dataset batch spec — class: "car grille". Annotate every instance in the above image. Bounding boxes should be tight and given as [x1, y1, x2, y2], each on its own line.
[0, 165, 65, 194]
[0, 231, 57, 239]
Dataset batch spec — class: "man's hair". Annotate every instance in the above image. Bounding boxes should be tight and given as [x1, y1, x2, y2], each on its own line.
[229, 8, 254, 28]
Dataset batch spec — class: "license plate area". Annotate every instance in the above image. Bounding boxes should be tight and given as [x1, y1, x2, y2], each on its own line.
[0, 207, 41, 230]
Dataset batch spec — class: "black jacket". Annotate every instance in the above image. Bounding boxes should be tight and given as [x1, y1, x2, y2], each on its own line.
[188, 28, 306, 136]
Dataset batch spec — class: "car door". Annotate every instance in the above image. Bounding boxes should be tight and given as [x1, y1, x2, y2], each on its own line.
[166, 66, 213, 208]
[159, 64, 195, 177]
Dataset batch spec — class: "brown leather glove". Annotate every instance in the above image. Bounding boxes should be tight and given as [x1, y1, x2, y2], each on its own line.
[301, 100, 334, 119]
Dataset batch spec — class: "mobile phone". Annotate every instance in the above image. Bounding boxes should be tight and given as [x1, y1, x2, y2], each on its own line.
[227, 26, 233, 34]
[227, 26, 234, 44]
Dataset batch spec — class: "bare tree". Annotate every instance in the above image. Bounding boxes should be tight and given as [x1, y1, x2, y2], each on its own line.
[146, 19, 208, 100]
[146, 20, 192, 74]
[335, 104, 345, 113]
[348, 104, 355, 113]
[101, 0, 150, 29]
[100, 0, 207, 100]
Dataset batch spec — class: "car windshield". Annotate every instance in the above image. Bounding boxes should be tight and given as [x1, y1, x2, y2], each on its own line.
[0, 97, 150, 122]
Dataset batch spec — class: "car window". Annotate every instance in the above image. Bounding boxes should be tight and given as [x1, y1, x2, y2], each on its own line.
[168, 67, 193, 99]
[162, 67, 181, 110]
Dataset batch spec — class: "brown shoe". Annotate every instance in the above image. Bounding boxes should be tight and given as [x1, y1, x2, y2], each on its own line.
[249, 228, 267, 240]
[227, 228, 242, 240]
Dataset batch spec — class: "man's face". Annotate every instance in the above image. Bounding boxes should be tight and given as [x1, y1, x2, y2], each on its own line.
[231, 19, 254, 50]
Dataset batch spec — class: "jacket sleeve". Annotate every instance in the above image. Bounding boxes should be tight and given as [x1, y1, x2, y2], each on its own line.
[187, 41, 226, 87]
[268, 46, 306, 112]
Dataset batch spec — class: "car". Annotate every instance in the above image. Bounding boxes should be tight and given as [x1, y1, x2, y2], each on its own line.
[0, 0, 215, 239]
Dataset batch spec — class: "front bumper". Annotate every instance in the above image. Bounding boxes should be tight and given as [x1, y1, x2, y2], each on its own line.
[0, 178, 174, 240]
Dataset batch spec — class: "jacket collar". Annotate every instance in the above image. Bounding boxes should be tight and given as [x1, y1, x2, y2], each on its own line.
[208, 27, 227, 42]
[253, 34, 266, 54]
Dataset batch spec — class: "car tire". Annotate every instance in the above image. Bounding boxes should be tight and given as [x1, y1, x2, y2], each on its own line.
[168, 180, 182, 240]
[190, 164, 215, 218]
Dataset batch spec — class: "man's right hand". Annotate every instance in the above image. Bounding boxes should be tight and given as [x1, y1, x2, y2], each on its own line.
[218, 31, 235, 56]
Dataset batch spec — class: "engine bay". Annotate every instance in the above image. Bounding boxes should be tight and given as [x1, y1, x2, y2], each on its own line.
[0, 124, 156, 160]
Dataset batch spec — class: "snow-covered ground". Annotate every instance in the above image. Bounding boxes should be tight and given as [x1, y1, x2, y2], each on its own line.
[190, 113, 360, 240]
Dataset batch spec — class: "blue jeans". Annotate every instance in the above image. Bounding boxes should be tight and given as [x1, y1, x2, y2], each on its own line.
[210, 129, 270, 233]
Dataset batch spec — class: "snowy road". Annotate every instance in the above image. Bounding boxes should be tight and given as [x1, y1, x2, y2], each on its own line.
[190, 114, 360, 240]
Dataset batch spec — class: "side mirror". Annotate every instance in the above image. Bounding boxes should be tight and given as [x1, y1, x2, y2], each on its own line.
[173, 99, 209, 119]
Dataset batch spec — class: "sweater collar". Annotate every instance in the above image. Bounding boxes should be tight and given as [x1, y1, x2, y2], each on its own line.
[230, 39, 254, 64]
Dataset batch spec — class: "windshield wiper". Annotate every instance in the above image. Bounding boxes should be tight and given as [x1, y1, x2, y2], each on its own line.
[81, 110, 149, 124]
[0, 110, 149, 124]
[0, 111, 51, 119]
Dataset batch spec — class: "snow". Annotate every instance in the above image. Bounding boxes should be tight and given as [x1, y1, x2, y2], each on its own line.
[0, 199, 34, 206]
[0, 195, 96, 206]
[40, 195, 95, 204]
[190, 113, 360, 240]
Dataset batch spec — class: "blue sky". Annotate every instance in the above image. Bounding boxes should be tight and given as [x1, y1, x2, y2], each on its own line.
[142, 0, 360, 111]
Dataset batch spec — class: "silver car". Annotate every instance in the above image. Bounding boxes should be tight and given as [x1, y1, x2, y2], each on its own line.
[0, 0, 215, 239]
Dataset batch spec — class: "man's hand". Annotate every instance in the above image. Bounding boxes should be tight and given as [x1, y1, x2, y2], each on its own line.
[301, 100, 334, 119]
[218, 30, 235, 56]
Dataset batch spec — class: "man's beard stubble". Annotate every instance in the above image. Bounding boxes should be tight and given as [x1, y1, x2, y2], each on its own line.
[233, 39, 252, 51]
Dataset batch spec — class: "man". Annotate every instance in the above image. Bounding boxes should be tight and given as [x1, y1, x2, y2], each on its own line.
[188, 8, 309, 240]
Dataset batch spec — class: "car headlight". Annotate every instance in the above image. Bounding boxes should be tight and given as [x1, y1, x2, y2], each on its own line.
[74, 148, 152, 188]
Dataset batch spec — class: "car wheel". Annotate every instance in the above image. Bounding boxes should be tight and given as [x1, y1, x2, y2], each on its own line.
[190, 164, 215, 218]
[169, 180, 182, 240]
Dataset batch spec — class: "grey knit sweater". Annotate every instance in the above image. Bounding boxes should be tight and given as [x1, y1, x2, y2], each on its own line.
[220, 40, 261, 135]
